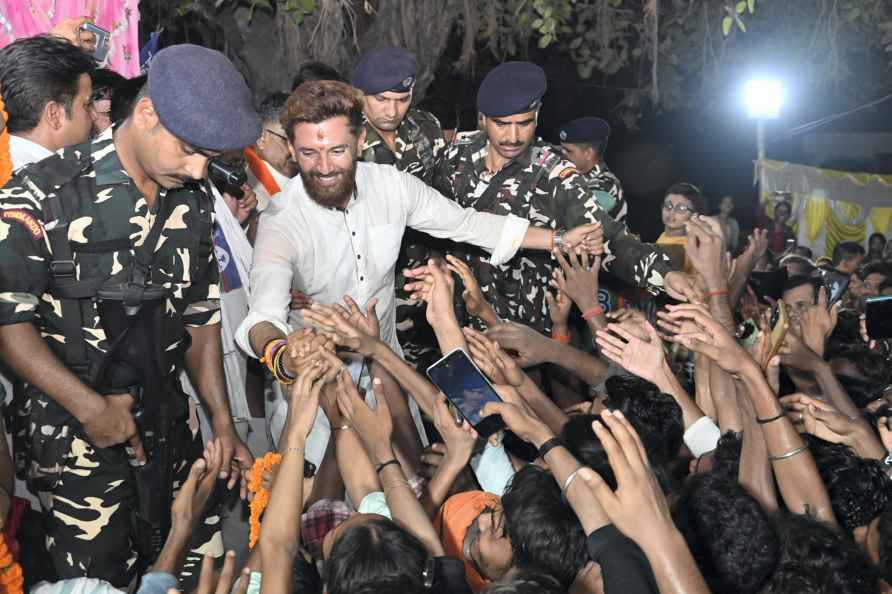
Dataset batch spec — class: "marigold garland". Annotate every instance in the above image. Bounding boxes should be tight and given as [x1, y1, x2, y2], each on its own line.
[0, 536, 23, 594]
[0, 93, 12, 187]
[248, 452, 282, 549]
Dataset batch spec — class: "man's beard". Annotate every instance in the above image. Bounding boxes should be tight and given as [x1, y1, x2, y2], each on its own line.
[300, 158, 357, 208]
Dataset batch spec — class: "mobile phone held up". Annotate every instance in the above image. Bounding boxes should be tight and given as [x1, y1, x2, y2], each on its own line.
[80, 23, 110, 62]
[427, 348, 506, 438]
[865, 296, 892, 339]
[762, 301, 789, 368]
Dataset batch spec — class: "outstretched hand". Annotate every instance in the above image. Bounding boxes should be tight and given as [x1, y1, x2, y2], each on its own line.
[302, 299, 380, 357]
[658, 303, 752, 374]
[577, 410, 675, 545]
[463, 327, 525, 387]
[404, 258, 458, 328]
[595, 320, 666, 384]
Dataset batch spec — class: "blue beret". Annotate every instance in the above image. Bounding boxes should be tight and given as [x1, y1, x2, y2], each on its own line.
[477, 62, 546, 118]
[352, 47, 417, 95]
[559, 117, 611, 146]
[148, 44, 261, 151]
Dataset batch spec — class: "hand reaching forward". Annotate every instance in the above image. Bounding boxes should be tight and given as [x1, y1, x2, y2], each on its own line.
[170, 438, 225, 534]
[595, 321, 666, 385]
[445, 255, 496, 323]
[578, 409, 676, 544]
[463, 326, 525, 387]
[551, 248, 601, 312]
[302, 301, 380, 357]
[404, 258, 458, 328]
[432, 396, 478, 467]
[485, 321, 554, 368]
[780, 393, 858, 445]
[336, 370, 394, 459]
[660, 303, 753, 374]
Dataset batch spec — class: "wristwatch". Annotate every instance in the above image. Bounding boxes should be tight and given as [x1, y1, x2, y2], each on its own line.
[552, 228, 567, 251]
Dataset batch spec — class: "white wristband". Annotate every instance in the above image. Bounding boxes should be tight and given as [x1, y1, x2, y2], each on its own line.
[684, 416, 721, 458]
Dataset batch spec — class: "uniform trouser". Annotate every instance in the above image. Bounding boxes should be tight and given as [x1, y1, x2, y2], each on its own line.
[38, 425, 222, 590]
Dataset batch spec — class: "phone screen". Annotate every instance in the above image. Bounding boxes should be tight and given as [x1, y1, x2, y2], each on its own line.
[427, 349, 503, 431]
[866, 296, 892, 339]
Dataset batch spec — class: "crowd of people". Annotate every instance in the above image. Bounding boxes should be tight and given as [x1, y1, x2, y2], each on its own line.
[0, 16, 891, 594]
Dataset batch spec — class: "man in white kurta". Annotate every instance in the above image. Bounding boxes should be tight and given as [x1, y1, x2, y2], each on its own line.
[235, 79, 601, 464]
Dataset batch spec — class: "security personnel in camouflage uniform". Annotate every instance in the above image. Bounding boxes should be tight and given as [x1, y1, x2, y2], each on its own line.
[0, 45, 257, 587]
[352, 47, 447, 368]
[559, 116, 626, 222]
[435, 62, 695, 331]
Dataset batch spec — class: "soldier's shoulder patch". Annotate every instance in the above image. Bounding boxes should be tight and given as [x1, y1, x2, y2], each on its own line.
[2, 209, 44, 239]
[557, 166, 579, 181]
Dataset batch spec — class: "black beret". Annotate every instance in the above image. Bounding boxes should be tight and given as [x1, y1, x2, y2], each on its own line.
[559, 117, 611, 146]
[351, 47, 417, 95]
[148, 44, 261, 151]
[477, 62, 546, 118]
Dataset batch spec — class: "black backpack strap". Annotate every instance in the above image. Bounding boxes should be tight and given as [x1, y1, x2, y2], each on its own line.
[122, 198, 169, 314]
[20, 154, 95, 373]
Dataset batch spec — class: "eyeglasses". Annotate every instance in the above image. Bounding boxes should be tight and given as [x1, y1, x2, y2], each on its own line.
[265, 129, 289, 142]
[662, 201, 695, 214]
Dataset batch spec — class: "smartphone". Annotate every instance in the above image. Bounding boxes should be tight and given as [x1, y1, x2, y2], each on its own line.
[763, 301, 789, 367]
[80, 23, 110, 62]
[749, 268, 788, 303]
[866, 296, 892, 339]
[427, 348, 505, 438]
[815, 268, 850, 308]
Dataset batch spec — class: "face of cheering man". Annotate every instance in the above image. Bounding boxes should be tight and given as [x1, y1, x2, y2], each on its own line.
[288, 115, 366, 210]
[481, 108, 539, 164]
[362, 90, 412, 134]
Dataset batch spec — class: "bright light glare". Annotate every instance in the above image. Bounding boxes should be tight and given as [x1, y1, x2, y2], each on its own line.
[744, 79, 784, 119]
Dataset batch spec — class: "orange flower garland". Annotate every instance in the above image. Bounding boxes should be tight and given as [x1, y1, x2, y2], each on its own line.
[0, 536, 23, 594]
[248, 452, 282, 549]
[0, 92, 12, 188]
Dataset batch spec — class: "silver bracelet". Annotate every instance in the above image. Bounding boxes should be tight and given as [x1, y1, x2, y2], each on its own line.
[562, 467, 584, 495]
[769, 445, 808, 462]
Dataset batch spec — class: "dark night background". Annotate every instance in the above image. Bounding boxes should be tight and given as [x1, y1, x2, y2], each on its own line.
[425, 38, 892, 244]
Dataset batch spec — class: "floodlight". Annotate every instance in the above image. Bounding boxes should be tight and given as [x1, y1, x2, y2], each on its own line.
[744, 79, 784, 120]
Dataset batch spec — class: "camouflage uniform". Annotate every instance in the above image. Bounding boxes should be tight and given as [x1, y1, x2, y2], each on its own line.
[435, 131, 671, 332]
[360, 109, 446, 369]
[0, 131, 221, 587]
[581, 163, 627, 222]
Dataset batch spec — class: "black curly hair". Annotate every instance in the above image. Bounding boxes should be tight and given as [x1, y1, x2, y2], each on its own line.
[673, 473, 779, 593]
[764, 513, 879, 594]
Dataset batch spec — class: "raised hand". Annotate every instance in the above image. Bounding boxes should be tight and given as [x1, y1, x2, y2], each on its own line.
[171, 438, 225, 534]
[780, 393, 857, 445]
[595, 321, 665, 384]
[485, 321, 555, 368]
[551, 248, 601, 312]
[685, 216, 728, 291]
[798, 287, 839, 356]
[663, 271, 701, 304]
[578, 410, 675, 544]
[290, 289, 314, 310]
[606, 308, 651, 341]
[777, 329, 823, 374]
[481, 390, 552, 448]
[302, 302, 379, 357]
[336, 371, 394, 459]
[285, 363, 327, 444]
[563, 221, 604, 254]
[339, 295, 381, 339]
[463, 327, 525, 387]
[432, 396, 478, 467]
[545, 289, 573, 330]
[404, 258, 458, 328]
[659, 303, 753, 374]
[445, 255, 497, 323]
